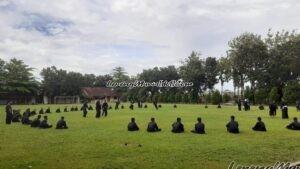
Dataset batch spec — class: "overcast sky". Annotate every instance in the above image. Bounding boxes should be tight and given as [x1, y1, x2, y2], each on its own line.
[0, 0, 299, 90]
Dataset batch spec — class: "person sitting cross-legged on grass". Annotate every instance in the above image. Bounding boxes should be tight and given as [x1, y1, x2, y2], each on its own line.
[191, 117, 205, 134]
[128, 118, 139, 131]
[147, 117, 161, 132]
[56, 116, 68, 129]
[226, 116, 239, 134]
[286, 117, 300, 130]
[31, 115, 41, 127]
[39, 116, 52, 129]
[252, 117, 267, 132]
[172, 117, 184, 133]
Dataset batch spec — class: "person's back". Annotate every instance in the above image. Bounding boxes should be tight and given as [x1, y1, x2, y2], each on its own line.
[128, 118, 139, 131]
[22, 111, 31, 124]
[172, 118, 184, 133]
[226, 116, 239, 133]
[56, 117, 68, 129]
[287, 118, 300, 130]
[39, 116, 52, 129]
[252, 117, 266, 132]
[147, 118, 161, 132]
[31, 115, 41, 127]
[191, 118, 205, 134]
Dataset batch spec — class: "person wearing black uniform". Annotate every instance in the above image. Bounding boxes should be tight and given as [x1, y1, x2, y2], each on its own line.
[269, 102, 277, 117]
[82, 102, 88, 117]
[281, 103, 289, 119]
[31, 115, 41, 127]
[147, 118, 161, 132]
[237, 99, 242, 111]
[191, 117, 205, 134]
[5, 101, 13, 124]
[128, 118, 139, 131]
[252, 117, 267, 132]
[226, 116, 239, 134]
[172, 118, 184, 133]
[39, 116, 52, 129]
[56, 116, 68, 129]
[22, 109, 32, 125]
[115, 98, 120, 110]
[102, 100, 108, 117]
[95, 100, 102, 118]
[286, 117, 300, 130]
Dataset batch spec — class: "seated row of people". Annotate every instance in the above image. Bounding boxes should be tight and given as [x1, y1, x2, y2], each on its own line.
[128, 116, 300, 133]
[29, 115, 68, 129]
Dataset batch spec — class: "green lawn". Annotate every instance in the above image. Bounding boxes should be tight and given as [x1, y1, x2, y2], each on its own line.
[1, 103, 300, 169]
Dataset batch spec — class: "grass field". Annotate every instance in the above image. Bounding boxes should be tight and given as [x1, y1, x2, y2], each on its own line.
[1, 103, 300, 169]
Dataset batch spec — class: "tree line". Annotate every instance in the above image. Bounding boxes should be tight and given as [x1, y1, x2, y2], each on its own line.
[0, 29, 299, 104]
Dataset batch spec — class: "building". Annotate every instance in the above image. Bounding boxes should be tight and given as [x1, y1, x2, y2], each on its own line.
[81, 87, 119, 101]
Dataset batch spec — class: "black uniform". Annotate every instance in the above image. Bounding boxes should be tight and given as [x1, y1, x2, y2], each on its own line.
[115, 99, 120, 110]
[237, 99, 242, 111]
[56, 119, 68, 129]
[82, 103, 88, 117]
[269, 103, 277, 116]
[252, 121, 266, 131]
[281, 105, 289, 119]
[5, 104, 13, 124]
[128, 121, 139, 131]
[31, 116, 41, 127]
[147, 121, 161, 132]
[172, 121, 184, 133]
[286, 119, 300, 130]
[39, 118, 52, 129]
[102, 102, 108, 117]
[95, 100, 102, 118]
[191, 122, 205, 134]
[22, 110, 31, 125]
[226, 120, 239, 133]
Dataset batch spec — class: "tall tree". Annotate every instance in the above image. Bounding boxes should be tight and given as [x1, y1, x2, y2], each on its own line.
[217, 57, 231, 95]
[204, 57, 218, 91]
[179, 51, 206, 103]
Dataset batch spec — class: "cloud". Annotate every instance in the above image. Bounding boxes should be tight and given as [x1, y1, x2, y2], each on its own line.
[0, 0, 299, 90]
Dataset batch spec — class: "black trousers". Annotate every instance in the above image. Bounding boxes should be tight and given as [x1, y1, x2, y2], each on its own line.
[102, 110, 107, 117]
[96, 109, 101, 118]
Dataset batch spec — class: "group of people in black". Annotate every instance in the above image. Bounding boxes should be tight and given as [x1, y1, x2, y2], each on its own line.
[81, 100, 109, 118]
[128, 115, 300, 133]
[236, 99, 251, 111]
[5, 101, 68, 129]
[269, 102, 290, 119]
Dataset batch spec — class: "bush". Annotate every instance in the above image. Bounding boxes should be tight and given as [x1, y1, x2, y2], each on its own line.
[211, 90, 222, 105]
[222, 93, 231, 103]
[255, 88, 268, 104]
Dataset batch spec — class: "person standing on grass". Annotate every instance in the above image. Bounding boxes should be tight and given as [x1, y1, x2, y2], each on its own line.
[82, 101, 88, 117]
[191, 117, 205, 134]
[128, 118, 139, 131]
[5, 101, 13, 124]
[237, 99, 242, 111]
[252, 117, 267, 132]
[226, 116, 239, 134]
[95, 100, 102, 118]
[269, 102, 277, 117]
[102, 100, 108, 117]
[172, 117, 184, 133]
[115, 98, 120, 110]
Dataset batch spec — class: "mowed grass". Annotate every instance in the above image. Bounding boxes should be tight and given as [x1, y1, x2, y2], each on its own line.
[1, 103, 300, 169]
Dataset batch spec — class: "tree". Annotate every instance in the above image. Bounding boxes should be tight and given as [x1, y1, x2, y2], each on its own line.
[211, 90, 222, 105]
[204, 57, 218, 91]
[112, 66, 129, 82]
[179, 51, 206, 103]
[283, 81, 300, 104]
[227, 33, 268, 99]
[217, 57, 231, 95]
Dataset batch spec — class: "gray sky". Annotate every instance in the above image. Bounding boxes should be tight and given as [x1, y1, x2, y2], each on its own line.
[0, 0, 299, 90]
